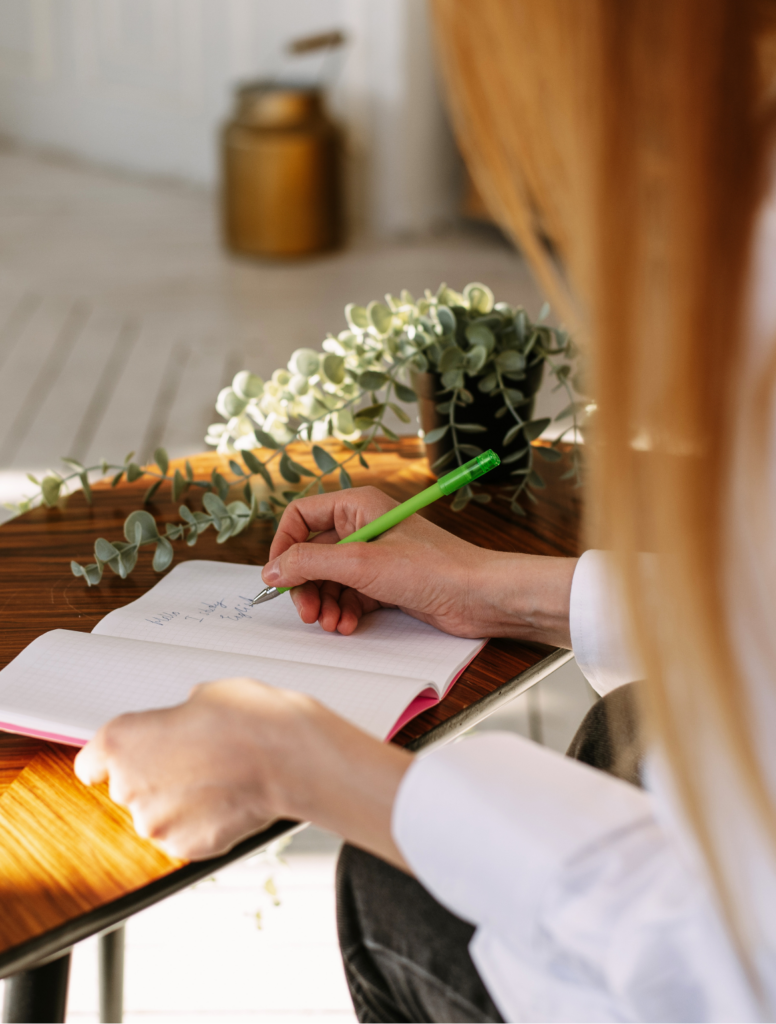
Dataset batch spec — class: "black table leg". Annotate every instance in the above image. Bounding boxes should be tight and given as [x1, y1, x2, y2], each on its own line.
[2, 951, 71, 1023]
[99, 925, 125, 1023]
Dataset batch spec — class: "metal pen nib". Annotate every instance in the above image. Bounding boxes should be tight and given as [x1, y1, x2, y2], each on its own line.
[251, 586, 281, 606]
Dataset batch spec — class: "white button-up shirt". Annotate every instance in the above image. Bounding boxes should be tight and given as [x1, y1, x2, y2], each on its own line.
[392, 551, 759, 1022]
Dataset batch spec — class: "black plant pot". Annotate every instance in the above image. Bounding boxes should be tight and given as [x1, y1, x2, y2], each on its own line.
[413, 360, 545, 485]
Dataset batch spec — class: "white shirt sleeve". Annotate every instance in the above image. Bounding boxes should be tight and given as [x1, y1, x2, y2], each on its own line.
[569, 549, 645, 695]
[392, 733, 756, 1022]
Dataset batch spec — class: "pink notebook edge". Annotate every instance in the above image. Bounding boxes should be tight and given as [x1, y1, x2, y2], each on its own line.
[385, 638, 488, 741]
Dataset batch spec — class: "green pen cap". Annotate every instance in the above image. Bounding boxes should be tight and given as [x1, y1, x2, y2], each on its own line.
[436, 449, 501, 495]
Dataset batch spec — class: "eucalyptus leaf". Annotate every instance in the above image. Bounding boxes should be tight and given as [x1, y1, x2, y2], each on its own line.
[110, 471, 124, 487]
[358, 370, 389, 391]
[537, 446, 563, 461]
[436, 305, 456, 335]
[41, 475, 62, 507]
[241, 449, 262, 474]
[438, 346, 465, 372]
[95, 537, 119, 562]
[126, 462, 143, 483]
[185, 460, 194, 481]
[394, 382, 417, 403]
[495, 350, 526, 373]
[523, 418, 551, 442]
[503, 423, 524, 446]
[387, 402, 411, 423]
[528, 469, 546, 488]
[501, 446, 529, 464]
[367, 301, 393, 336]
[79, 472, 92, 505]
[61, 457, 85, 471]
[203, 491, 229, 519]
[279, 453, 301, 484]
[153, 537, 174, 571]
[465, 323, 496, 353]
[254, 429, 279, 449]
[172, 468, 186, 501]
[455, 423, 487, 433]
[71, 560, 103, 585]
[339, 467, 352, 489]
[154, 447, 169, 476]
[431, 449, 456, 472]
[423, 425, 449, 445]
[144, 478, 163, 503]
[312, 445, 338, 474]
[124, 509, 160, 544]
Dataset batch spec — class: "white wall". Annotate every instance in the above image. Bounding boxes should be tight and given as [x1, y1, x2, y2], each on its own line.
[0, 0, 461, 236]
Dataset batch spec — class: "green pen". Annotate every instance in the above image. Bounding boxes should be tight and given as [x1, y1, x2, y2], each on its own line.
[250, 449, 501, 606]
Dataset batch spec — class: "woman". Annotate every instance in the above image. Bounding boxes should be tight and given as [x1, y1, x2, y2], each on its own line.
[75, 1, 776, 1019]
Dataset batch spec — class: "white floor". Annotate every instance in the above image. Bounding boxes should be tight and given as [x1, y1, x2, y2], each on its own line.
[0, 145, 596, 1022]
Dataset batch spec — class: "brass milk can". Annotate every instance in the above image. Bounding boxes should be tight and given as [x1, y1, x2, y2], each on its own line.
[222, 83, 342, 258]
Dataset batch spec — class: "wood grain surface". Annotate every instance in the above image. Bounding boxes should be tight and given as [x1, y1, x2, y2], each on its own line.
[0, 437, 580, 962]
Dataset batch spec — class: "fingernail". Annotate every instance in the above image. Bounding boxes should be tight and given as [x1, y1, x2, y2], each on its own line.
[263, 558, 280, 584]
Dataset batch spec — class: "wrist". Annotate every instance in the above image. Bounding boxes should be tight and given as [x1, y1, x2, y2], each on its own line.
[273, 697, 413, 870]
[470, 552, 577, 647]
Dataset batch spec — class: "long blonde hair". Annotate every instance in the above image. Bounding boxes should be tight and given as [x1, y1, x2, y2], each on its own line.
[432, 0, 776, 956]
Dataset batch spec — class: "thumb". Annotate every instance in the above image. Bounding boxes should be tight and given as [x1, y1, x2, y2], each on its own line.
[74, 734, 109, 786]
[262, 540, 386, 595]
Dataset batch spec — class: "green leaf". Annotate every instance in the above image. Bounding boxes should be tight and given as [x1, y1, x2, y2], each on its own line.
[241, 449, 262, 474]
[554, 400, 587, 421]
[455, 423, 487, 433]
[503, 423, 524, 445]
[126, 462, 143, 483]
[441, 369, 464, 389]
[463, 282, 494, 314]
[124, 509, 160, 544]
[465, 323, 496, 354]
[367, 300, 393, 336]
[436, 305, 456, 335]
[243, 480, 252, 504]
[111, 471, 124, 488]
[312, 445, 338, 474]
[232, 370, 264, 399]
[358, 453, 369, 469]
[154, 447, 169, 475]
[26, 473, 40, 485]
[538, 300, 550, 321]
[358, 370, 389, 391]
[528, 469, 546, 488]
[471, 492, 491, 504]
[143, 478, 163, 504]
[387, 402, 411, 424]
[279, 453, 301, 483]
[95, 538, 119, 562]
[185, 460, 194, 481]
[456, 444, 484, 457]
[381, 424, 399, 441]
[124, 451, 136, 465]
[322, 353, 346, 385]
[71, 560, 103, 586]
[254, 429, 279, 449]
[339, 467, 352, 489]
[495, 350, 526, 373]
[465, 345, 488, 373]
[165, 523, 183, 540]
[61, 457, 85, 472]
[523, 418, 551, 442]
[537, 446, 563, 461]
[152, 537, 174, 572]
[213, 471, 230, 499]
[501, 446, 529, 464]
[423, 425, 449, 445]
[438, 345, 465, 372]
[172, 468, 186, 502]
[510, 501, 527, 517]
[354, 403, 385, 422]
[229, 459, 246, 477]
[394, 382, 417, 403]
[256, 463, 273, 489]
[345, 303, 370, 331]
[203, 491, 229, 521]
[79, 472, 92, 505]
[41, 475, 62, 507]
[477, 373, 499, 394]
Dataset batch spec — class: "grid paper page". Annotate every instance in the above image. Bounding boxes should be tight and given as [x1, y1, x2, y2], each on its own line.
[94, 561, 486, 696]
[0, 630, 433, 743]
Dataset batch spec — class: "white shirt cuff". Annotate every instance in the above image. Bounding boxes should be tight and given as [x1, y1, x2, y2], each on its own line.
[392, 732, 654, 949]
[569, 549, 644, 695]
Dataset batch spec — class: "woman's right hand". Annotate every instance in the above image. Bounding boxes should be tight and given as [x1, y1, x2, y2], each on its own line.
[261, 486, 577, 646]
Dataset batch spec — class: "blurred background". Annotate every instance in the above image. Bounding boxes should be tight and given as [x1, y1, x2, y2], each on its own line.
[0, 2, 593, 1021]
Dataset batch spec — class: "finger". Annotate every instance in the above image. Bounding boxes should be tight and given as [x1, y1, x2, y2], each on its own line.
[318, 580, 343, 632]
[263, 537, 390, 596]
[267, 488, 397, 562]
[337, 586, 370, 635]
[74, 733, 110, 786]
[290, 580, 323, 623]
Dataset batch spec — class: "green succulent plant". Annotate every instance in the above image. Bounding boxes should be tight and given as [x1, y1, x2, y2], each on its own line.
[12, 282, 585, 586]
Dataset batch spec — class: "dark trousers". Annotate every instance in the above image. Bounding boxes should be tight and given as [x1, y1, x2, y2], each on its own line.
[336, 683, 641, 1023]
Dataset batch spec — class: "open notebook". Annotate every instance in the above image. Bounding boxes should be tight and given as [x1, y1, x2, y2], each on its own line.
[0, 560, 486, 745]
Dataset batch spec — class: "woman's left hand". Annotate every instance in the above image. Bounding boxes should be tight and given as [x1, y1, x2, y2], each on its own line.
[74, 677, 412, 864]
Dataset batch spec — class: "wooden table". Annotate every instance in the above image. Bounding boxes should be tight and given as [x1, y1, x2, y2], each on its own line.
[0, 437, 580, 1020]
